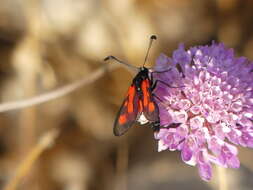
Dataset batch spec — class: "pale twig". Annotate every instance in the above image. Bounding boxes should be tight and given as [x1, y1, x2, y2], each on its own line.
[0, 64, 119, 113]
[216, 165, 228, 190]
[3, 128, 60, 190]
[2, 63, 120, 190]
[115, 140, 128, 190]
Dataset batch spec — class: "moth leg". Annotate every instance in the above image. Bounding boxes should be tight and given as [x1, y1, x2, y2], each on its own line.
[152, 68, 172, 74]
[151, 121, 160, 132]
[155, 80, 184, 89]
[160, 123, 181, 129]
[153, 94, 163, 103]
[151, 80, 157, 91]
[151, 78, 184, 92]
[151, 80, 177, 91]
[150, 69, 172, 88]
[150, 71, 155, 88]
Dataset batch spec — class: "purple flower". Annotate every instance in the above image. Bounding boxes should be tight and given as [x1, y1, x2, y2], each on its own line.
[153, 43, 253, 181]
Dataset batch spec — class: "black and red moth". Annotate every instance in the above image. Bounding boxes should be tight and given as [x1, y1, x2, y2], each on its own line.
[104, 35, 168, 136]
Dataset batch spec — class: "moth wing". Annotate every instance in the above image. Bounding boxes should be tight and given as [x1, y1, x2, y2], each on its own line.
[113, 86, 139, 136]
[141, 79, 159, 122]
[143, 95, 159, 122]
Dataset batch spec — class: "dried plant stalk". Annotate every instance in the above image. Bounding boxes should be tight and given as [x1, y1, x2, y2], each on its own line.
[0, 64, 119, 113]
[3, 128, 60, 190]
[216, 165, 228, 190]
[115, 140, 128, 190]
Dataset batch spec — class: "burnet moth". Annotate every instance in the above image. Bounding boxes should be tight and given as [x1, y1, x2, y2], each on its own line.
[104, 35, 177, 136]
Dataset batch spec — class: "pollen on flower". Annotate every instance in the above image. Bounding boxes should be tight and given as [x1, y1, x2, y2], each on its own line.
[153, 42, 253, 181]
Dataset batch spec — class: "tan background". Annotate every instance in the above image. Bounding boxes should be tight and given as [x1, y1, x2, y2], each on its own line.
[0, 0, 253, 190]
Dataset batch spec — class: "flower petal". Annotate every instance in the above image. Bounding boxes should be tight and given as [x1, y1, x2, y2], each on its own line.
[153, 42, 253, 181]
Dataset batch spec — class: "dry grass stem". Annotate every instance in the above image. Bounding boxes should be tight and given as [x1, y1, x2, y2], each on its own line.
[3, 128, 60, 190]
[0, 64, 119, 113]
[115, 140, 129, 190]
[216, 165, 228, 190]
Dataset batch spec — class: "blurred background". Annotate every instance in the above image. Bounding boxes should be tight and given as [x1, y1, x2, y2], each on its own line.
[0, 0, 253, 190]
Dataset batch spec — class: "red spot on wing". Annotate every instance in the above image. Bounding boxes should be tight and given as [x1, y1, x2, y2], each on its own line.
[119, 114, 127, 125]
[140, 79, 159, 122]
[127, 86, 135, 113]
[138, 100, 143, 112]
[141, 79, 150, 107]
[148, 102, 155, 112]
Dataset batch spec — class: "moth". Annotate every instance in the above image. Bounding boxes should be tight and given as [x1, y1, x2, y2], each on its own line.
[105, 35, 176, 136]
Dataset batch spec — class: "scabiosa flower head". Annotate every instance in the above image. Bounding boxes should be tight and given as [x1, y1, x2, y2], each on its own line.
[153, 43, 253, 181]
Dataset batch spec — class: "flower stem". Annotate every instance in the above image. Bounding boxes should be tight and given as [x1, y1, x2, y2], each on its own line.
[216, 165, 228, 190]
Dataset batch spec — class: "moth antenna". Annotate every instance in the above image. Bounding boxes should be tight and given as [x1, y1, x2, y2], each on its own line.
[143, 35, 157, 67]
[104, 55, 139, 71]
